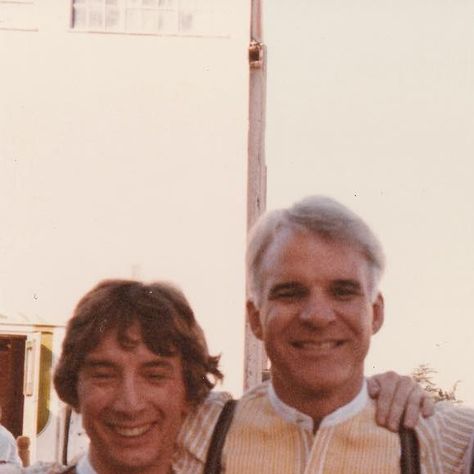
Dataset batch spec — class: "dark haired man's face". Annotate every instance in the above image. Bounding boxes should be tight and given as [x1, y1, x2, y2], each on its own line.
[77, 324, 188, 474]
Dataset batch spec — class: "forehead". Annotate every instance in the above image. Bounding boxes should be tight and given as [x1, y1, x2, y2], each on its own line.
[92, 323, 142, 352]
[82, 324, 181, 367]
[261, 227, 370, 285]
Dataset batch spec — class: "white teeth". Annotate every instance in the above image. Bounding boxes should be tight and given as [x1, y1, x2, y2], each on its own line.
[112, 424, 152, 437]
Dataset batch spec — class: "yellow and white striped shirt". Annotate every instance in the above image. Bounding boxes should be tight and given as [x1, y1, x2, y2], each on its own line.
[175, 381, 474, 474]
[173, 390, 232, 473]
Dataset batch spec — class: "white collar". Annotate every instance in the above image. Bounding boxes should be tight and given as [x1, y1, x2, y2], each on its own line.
[76, 453, 97, 474]
[268, 379, 369, 431]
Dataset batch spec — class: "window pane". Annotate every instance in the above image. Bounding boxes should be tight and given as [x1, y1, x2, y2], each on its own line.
[73, 6, 87, 28]
[179, 11, 193, 32]
[158, 0, 175, 7]
[88, 8, 104, 28]
[142, 9, 158, 32]
[105, 7, 121, 30]
[185, 10, 211, 34]
[125, 8, 141, 31]
[158, 10, 177, 33]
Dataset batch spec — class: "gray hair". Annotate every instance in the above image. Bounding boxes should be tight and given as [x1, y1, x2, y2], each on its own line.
[246, 195, 385, 304]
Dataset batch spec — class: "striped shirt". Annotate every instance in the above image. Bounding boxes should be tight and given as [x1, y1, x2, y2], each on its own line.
[173, 390, 232, 473]
[462, 432, 474, 474]
[176, 382, 474, 473]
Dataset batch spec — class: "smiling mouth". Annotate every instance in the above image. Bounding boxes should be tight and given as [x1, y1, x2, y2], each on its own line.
[108, 423, 155, 438]
[291, 340, 343, 350]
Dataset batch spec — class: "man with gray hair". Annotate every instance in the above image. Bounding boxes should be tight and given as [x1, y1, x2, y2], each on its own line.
[212, 195, 474, 473]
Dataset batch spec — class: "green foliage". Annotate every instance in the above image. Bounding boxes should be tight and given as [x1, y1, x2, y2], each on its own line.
[411, 363, 461, 403]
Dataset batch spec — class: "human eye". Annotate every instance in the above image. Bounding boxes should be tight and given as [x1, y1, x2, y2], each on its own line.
[86, 366, 117, 383]
[142, 364, 174, 384]
[269, 283, 308, 301]
[331, 281, 361, 301]
[144, 370, 167, 383]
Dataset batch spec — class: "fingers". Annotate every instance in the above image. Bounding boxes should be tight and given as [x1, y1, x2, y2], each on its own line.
[369, 371, 399, 430]
[400, 384, 424, 429]
[366, 377, 381, 398]
[369, 372, 433, 432]
[385, 375, 414, 432]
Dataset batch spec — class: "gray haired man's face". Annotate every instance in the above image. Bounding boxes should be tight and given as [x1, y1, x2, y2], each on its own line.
[247, 227, 384, 407]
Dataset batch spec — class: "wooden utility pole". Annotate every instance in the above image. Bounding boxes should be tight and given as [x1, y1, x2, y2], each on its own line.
[244, 0, 268, 391]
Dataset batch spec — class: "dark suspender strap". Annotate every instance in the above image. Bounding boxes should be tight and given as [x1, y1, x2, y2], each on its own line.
[204, 399, 237, 474]
[399, 428, 420, 474]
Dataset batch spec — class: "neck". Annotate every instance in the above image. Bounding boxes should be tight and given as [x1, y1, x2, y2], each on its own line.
[271, 376, 364, 429]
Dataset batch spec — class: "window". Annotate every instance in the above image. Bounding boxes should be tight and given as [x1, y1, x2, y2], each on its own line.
[71, 0, 229, 37]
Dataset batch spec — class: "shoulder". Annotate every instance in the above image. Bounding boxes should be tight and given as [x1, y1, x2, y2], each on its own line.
[232, 381, 272, 423]
[417, 401, 474, 435]
[182, 390, 233, 432]
[0, 466, 22, 474]
[175, 390, 233, 468]
[238, 381, 269, 406]
[0, 462, 74, 474]
[415, 402, 474, 473]
[463, 430, 474, 474]
[0, 426, 15, 443]
[230, 381, 284, 431]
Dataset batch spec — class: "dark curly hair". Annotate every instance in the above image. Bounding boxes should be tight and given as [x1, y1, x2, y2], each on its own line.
[54, 279, 223, 409]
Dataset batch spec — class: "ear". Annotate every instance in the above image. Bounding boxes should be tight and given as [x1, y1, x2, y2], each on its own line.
[247, 299, 264, 340]
[371, 293, 384, 335]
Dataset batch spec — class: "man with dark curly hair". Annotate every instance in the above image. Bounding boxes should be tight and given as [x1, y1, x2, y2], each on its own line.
[52, 279, 223, 474]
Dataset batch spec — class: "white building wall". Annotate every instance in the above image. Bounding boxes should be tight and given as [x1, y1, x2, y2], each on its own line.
[0, 1, 251, 450]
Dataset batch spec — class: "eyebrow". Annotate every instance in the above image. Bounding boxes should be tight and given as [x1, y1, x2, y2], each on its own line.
[82, 360, 116, 369]
[140, 360, 174, 370]
[268, 279, 363, 296]
[82, 358, 175, 370]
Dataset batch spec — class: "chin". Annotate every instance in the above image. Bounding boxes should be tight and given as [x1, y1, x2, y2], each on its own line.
[298, 369, 351, 395]
[109, 457, 156, 472]
[103, 447, 161, 472]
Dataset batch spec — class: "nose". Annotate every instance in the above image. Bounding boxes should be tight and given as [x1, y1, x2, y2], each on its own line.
[299, 293, 336, 327]
[110, 376, 146, 414]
